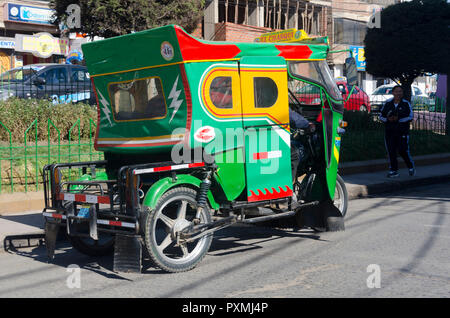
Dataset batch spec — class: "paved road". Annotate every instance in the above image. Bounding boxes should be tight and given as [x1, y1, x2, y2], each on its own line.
[1, 182, 449, 298]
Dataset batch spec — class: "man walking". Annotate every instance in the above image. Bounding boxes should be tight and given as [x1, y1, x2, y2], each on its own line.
[379, 85, 415, 178]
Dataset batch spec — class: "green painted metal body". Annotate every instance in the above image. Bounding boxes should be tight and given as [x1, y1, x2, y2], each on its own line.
[80, 24, 344, 205]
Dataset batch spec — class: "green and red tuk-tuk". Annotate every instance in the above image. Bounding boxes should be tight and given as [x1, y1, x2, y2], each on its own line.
[42, 25, 353, 273]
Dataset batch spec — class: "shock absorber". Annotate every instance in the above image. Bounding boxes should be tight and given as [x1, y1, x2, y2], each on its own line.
[195, 170, 212, 223]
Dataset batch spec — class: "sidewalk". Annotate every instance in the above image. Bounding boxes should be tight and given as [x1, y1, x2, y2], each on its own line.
[342, 163, 450, 200]
[1, 161, 450, 253]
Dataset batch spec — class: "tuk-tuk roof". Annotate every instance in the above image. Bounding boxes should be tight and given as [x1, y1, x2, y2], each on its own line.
[82, 24, 328, 78]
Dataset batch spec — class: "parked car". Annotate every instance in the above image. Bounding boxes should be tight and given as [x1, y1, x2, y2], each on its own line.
[293, 81, 370, 112]
[369, 83, 432, 112]
[336, 81, 371, 112]
[0, 63, 96, 105]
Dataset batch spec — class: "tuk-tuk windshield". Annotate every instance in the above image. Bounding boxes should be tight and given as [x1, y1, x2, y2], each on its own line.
[288, 60, 343, 111]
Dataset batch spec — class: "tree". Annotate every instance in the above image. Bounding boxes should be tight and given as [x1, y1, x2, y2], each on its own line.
[364, 0, 450, 102]
[50, 0, 205, 39]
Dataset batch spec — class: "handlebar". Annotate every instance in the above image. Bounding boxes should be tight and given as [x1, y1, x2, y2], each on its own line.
[291, 124, 317, 139]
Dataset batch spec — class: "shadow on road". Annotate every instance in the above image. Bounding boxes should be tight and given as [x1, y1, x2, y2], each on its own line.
[0, 212, 43, 229]
[4, 223, 324, 279]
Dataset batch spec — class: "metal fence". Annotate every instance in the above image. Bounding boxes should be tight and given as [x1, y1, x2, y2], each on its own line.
[0, 118, 103, 194]
[341, 97, 448, 162]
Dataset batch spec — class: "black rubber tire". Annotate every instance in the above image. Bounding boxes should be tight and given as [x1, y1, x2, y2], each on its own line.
[64, 201, 115, 256]
[143, 187, 213, 273]
[334, 174, 348, 217]
[68, 235, 115, 257]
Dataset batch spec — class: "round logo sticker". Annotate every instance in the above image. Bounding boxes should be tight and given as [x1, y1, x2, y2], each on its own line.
[10, 7, 19, 17]
[194, 126, 216, 143]
[161, 41, 174, 61]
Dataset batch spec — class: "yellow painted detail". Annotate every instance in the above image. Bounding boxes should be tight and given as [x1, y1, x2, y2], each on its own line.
[98, 134, 184, 141]
[334, 145, 340, 163]
[254, 29, 310, 43]
[201, 66, 242, 118]
[239, 67, 290, 126]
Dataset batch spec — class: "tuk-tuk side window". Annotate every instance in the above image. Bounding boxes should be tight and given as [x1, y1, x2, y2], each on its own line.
[254, 77, 278, 108]
[108, 77, 167, 121]
[210, 76, 233, 109]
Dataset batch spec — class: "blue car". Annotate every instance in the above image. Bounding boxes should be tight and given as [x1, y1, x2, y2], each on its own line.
[0, 63, 96, 105]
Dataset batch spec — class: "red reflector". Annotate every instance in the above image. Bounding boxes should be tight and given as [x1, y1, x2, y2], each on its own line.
[154, 166, 172, 172]
[52, 213, 62, 219]
[97, 196, 110, 204]
[109, 221, 122, 227]
[188, 162, 205, 168]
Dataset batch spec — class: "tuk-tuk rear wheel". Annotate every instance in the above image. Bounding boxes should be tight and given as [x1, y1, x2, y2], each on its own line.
[143, 187, 213, 273]
[63, 201, 115, 256]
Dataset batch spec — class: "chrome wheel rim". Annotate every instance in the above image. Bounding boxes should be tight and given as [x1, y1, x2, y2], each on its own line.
[333, 181, 346, 216]
[151, 195, 209, 264]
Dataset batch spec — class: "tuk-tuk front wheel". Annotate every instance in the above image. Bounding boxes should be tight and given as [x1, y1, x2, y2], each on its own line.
[333, 174, 348, 217]
[143, 187, 213, 273]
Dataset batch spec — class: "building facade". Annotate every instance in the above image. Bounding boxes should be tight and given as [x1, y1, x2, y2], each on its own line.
[202, 0, 332, 42]
[0, 0, 68, 73]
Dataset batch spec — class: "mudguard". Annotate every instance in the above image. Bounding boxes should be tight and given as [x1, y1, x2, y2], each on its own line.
[142, 174, 220, 210]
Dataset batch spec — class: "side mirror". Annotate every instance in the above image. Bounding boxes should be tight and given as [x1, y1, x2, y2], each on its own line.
[345, 57, 358, 87]
[34, 77, 46, 86]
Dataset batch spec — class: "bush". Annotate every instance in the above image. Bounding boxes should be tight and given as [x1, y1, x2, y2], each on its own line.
[0, 98, 97, 143]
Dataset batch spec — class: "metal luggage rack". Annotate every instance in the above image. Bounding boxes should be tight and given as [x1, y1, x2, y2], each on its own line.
[42, 160, 138, 235]
[42, 159, 213, 235]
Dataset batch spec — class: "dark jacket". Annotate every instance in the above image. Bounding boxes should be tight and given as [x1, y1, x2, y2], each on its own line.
[379, 98, 413, 135]
[289, 108, 310, 130]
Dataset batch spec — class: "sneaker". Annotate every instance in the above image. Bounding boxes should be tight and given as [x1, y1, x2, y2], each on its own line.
[387, 171, 399, 178]
[409, 168, 416, 176]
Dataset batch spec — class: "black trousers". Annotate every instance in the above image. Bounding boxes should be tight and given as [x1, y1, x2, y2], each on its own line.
[385, 133, 414, 171]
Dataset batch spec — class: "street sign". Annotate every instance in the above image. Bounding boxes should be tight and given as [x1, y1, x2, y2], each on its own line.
[5, 3, 55, 25]
[349, 46, 366, 71]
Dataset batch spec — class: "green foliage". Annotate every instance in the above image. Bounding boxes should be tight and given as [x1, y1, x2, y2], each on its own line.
[0, 98, 97, 143]
[50, 0, 205, 38]
[364, 0, 450, 99]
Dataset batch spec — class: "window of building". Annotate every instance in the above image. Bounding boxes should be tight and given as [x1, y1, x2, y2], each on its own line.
[254, 77, 278, 108]
[109, 77, 167, 121]
[334, 18, 367, 45]
[210, 76, 233, 109]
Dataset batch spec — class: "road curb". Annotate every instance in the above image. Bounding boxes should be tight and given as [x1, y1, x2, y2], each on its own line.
[0, 191, 44, 215]
[346, 173, 450, 200]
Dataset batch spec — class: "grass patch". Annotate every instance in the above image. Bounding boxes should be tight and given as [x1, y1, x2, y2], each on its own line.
[0, 140, 103, 193]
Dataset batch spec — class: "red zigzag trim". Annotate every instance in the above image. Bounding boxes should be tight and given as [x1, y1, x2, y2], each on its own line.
[248, 185, 293, 202]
